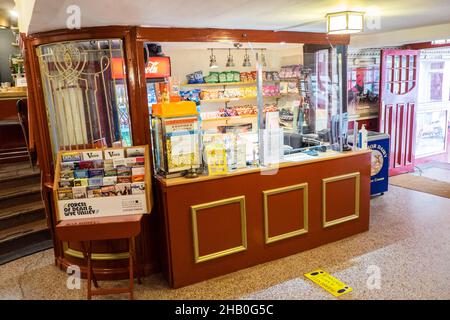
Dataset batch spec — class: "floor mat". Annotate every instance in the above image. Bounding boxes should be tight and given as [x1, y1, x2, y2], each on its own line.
[389, 173, 450, 199]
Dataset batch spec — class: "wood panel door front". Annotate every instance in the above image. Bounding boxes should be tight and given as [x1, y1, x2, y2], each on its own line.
[379, 49, 420, 176]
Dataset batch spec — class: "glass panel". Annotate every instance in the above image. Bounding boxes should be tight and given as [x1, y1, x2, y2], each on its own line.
[410, 55, 415, 68]
[400, 81, 407, 94]
[430, 72, 443, 101]
[393, 82, 400, 94]
[386, 56, 393, 69]
[37, 39, 132, 158]
[394, 56, 400, 68]
[148, 42, 345, 178]
[415, 110, 447, 157]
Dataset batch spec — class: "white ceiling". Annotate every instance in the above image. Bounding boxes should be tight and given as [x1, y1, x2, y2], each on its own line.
[19, 0, 450, 45]
[0, 0, 14, 10]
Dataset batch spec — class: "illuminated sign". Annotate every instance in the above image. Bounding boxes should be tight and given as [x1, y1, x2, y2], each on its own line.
[111, 56, 171, 79]
[145, 56, 171, 78]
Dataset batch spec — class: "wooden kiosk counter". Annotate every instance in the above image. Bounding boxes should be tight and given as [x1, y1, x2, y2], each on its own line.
[156, 150, 370, 288]
[19, 25, 373, 288]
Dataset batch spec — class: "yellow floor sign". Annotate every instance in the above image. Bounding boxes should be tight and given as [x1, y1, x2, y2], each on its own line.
[304, 269, 353, 297]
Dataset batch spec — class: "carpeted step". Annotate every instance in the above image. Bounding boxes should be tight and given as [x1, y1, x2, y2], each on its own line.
[0, 199, 46, 232]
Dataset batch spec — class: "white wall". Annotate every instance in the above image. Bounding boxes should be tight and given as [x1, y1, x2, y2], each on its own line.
[350, 22, 450, 49]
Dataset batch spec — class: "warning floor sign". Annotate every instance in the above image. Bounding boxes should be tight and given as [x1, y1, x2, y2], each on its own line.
[304, 269, 353, 297]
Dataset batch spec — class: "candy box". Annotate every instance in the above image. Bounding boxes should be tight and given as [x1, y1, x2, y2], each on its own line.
[101, 185, 117, 197]
[115, 183, 132, 196]
[88, 177, 103, 187]
[103, 176, 118, 186]
[72, 186, 87, 199]
[73, 178, 88, 187]
[60, 170, 74, 180]
[73, 169, 89, 179]
[58, 188, 73, 200]
[61, 152, 81, 162]
[87, 186, 102, 198]
[131, 182, 145, 195]
[88, 168, 104, 178]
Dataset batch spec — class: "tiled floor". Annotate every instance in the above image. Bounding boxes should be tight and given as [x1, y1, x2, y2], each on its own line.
[1, 185, 450, 300]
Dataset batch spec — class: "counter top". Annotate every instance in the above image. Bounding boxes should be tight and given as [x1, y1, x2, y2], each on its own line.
[157, 149, 371, 187]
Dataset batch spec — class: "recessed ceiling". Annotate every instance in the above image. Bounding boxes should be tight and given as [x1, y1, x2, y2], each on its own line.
[23, 0, 450, 38]
[0, 0, 14, 11]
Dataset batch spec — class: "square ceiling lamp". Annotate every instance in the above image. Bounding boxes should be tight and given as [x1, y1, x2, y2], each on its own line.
[326, 11, 364, 34]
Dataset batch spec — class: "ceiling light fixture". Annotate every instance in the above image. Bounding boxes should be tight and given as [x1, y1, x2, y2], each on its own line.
[209, 49, 218, 69]
[260, 49, 267, 68]
[226, 49, 235, 68]
[326, 11, 364, 35]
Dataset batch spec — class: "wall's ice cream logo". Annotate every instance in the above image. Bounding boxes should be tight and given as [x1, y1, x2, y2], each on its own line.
[369, 143, 387, 176]
[63, 202, 98, 217]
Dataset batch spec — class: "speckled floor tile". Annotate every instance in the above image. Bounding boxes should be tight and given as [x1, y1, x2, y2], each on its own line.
[0, 185, 449, 300]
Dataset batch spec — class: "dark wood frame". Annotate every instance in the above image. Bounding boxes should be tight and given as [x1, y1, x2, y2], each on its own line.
[23, 25, 350, 280]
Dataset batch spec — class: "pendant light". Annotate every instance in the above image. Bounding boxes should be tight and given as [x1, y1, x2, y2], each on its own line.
[226, 49, 235, 68]
[209, 49, 218, 69]
[326, 11, 364, 34]
[242, 49, 251, 67]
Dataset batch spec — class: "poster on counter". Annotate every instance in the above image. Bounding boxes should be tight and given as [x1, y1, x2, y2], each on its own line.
[164, 117, 200, 173]
[205, 143, 228, 176]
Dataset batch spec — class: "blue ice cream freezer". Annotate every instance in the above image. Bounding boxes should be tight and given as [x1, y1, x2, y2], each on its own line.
[349, 131, 390, 196]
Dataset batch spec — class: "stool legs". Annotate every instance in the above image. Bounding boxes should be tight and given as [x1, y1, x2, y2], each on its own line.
[79, 239, 137, 300]
[130, 237, 141, 284]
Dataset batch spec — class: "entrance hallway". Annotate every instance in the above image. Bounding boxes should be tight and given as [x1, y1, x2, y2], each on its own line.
[1, 185, 449, 300]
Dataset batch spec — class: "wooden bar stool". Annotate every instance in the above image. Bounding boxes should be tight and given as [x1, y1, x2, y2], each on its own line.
[56, 214, 143, 300]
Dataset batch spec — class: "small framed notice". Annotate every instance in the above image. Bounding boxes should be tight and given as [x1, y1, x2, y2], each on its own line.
[53, 145, 152, 221]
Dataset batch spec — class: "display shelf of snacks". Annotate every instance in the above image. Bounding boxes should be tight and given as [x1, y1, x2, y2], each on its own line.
[180, 81, 257, 88]
[200, 95, 281, 104]
[201, 114, 258, 122]
[53, 145, 152, 221]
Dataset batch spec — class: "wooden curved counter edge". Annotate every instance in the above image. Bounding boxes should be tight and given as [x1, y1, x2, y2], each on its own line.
[157, 149, 372, 187]
[155, 149, 372, 288]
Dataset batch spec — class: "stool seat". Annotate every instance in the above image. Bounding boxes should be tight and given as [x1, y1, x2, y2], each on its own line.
[56, 215, 142, 241]
[56, 214, 144, 300]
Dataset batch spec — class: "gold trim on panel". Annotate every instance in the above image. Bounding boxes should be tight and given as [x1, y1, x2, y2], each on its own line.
[191, 196, 247, 263]
[322, 172, 360, 228]
[263, 183, 309, 244]
[62, 242, 129, 261]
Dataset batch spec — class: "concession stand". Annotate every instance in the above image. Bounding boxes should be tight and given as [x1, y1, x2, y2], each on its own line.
[21, 26, 370, 288]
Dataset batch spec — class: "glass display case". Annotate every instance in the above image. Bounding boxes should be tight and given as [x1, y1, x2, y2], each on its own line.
[151, 101, 201, 177]
[416, 109, 448, 157]
[36, 39, 132, 158]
